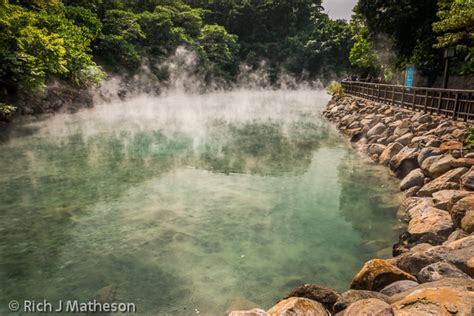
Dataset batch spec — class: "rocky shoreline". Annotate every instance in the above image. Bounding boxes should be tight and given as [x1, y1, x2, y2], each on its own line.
[229, 96, 474, 315]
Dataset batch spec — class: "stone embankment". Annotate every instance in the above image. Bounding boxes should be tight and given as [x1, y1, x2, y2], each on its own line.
[228, 96, 474, 315]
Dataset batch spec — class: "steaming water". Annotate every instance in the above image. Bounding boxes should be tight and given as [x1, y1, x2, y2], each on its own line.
[0, 90, 402, 315]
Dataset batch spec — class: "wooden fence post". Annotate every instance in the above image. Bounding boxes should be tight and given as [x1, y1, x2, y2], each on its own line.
[412, 90, 417, 111]
[424, 90, 429, 113]
[391, 86, 395, 106]
[452, 93, 460, 119]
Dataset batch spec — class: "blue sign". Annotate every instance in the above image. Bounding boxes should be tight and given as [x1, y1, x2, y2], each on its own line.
[405, 64, 415, 88]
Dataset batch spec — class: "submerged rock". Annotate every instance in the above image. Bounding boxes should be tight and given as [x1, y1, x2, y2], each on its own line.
[350, 259, 417, 291]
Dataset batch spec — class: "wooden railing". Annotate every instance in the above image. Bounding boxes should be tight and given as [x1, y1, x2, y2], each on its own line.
[341, 81, 474, 122]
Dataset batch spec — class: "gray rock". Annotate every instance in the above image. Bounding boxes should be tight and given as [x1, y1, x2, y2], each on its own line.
[449, 195, 474, 227]
[461, 166, 474, 190]
[379, 280, 419, 297]
[389, 146, 420, 179]
[427, 154, 455, 178]
[367, 122, 387, 138]
[425, 139, 442, 147]
[390, 278, 474, 315]
[397, 197, 433, 222]
[407, 206, 453, 242]
[367, 143, 386, 157]
[395, 133, 413, 146]
[432, 190, 464, 210]
[461, 210, 474, 234]
[420, 154, 443, 175]
[343, 298, 394, 316]
[267, 297, 330, 315]
[417, 261, 471, 283]
[395, 236, 474, 276]
[444, 229, 469, 244]
[417, 167, 468, 197]
[333, 290, 389, 313]
[283, 284, 340, 312]
[417, 147, 441, 165]
[379, 142, 404, 166]
[399, 168, 425, 191]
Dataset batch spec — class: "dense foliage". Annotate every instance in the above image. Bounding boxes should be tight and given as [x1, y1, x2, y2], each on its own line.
[352, 0, 473, 81]
[0, 0, 357, 98]
[0, 0, 473, 110]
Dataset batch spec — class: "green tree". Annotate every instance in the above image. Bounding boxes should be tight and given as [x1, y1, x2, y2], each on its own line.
[199, 24, 239, 74]
[433, 0, 474, 74]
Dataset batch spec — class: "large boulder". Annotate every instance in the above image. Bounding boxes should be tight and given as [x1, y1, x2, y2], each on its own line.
[461, 210, 474, 233]
[461, 166, 474, 190]
[395, 236, 474, 277]
[432, 190, 465, 210]
[350, 259, 417, 291]
[395, 133, 413, 146]
[449, 195, 474, 227]
[420, 154, 443, 175]
[389, 146, 420, 178]
[427, 154, 455, 178]
[417, 167, 468, 197]
[343, 298, 393, 316]
[417, 147, 441, 166]
[397, 197, 434, 221]
[407, 206, 453, 242]
[367, 143, 386, 157]
[439, 140, 463, 153]
[399, 168, 425, 191]
[379, 142, 404, 166]
[367, 122, 387, 138]
[283, 284, 340, 312]
[417, 261, 471, 283]
[451, 157, 474, 168]
[267, 297, 329, 316]
[390, 278, 474, 315]
[379, 280, 419, 297]
[333, 290, 389, 313]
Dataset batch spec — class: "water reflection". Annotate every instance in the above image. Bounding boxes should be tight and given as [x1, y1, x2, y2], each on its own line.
[0, 90, 400, 315]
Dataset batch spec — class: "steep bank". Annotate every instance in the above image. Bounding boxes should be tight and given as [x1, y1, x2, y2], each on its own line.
[229, 96, 474, 315]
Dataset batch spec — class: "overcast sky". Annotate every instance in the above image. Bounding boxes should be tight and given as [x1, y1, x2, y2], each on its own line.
[322, 0, 358, 20]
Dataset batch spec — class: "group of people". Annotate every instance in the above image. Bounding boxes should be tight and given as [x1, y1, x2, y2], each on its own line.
[342, 75, 384, 83]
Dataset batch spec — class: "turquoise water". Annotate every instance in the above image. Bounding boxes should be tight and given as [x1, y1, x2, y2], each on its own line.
[0, 90, 402, 315]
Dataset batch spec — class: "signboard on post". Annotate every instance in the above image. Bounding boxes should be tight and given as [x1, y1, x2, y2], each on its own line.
[405, 64, 415, 89]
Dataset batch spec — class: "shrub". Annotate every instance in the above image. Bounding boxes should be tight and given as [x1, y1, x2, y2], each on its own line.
[464, 127, 474, 147]
[326, 81, 344, 97]
[0, 103, 17, 121]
